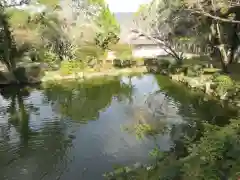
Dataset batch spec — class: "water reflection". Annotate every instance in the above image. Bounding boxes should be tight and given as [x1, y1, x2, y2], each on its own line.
[0, 86, 73, 180]
[105, 76, 239, 180]
[0, 87, 33, 145]
[43, 77, 134, 122]
[0, 75, 238, 180]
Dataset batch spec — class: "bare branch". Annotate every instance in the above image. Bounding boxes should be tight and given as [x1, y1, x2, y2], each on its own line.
[0, 0, 30, 8]
[189, 9, 240, 23]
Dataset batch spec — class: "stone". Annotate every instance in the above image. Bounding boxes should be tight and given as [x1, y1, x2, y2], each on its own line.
[220, 92, 228, 100]
[160, 69, 168, 75]
[205, 82, 214, 94]
[188, 78, 201, 88]
[171, 74, 183, 82]
[0, 63, 45, 85]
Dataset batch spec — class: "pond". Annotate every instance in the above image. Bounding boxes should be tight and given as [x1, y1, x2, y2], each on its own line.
[0, 74, 238, 180]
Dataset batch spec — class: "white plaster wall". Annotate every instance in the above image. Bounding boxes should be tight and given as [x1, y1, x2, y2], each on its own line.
[106, 46, 168, 60]
[132, 47, 168, 58]
[106, 51, 116, 60]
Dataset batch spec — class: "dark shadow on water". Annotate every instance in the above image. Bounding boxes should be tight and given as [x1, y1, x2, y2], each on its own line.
[0, 85, 74, 179]
[0, 87, 33, 145]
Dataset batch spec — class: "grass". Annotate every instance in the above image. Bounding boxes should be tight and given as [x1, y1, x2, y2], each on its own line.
[42, 66, 147, 82]
[203, 68, 221, 74]
[183, 56, 211, 65]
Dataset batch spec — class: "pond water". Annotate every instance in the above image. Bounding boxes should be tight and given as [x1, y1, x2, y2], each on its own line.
[0, 74, 238, 180]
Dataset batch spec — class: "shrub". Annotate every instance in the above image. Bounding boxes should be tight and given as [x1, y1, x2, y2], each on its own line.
[110, 44, 132, 60]
[185, 64, 204, 77]
[132, 57, 145, 66]
[75, 45, 105, 62]
[168, 63, 183, 74]
[41, 50, 59, 69]
[59, 60, 85, 75]
[213, 75, 235, 97]
[27, 64, 44, 78]
[118, 51, 132, 60]
[158, 59, 171, 69]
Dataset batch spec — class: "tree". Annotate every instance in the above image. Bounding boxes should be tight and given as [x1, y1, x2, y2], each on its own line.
[181, 0, 240, 72]
[0, 0, 121, 75]
[0, 0, 31, 72]
[132, 0, 196, 64]
[90, 0, 120, 51]
[133, 0, 240, 72]
[2, 0, 101, 64]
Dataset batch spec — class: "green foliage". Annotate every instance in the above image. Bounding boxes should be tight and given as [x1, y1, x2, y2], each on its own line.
[37, 0, 60, 9]
[149, 147, 164, 159]
[91, 0, 120, 50]
[180, 119, 240, 180]
[6, 9, 30, 28]
[88, 0, 105, 6]
[168, 63, 183, 74]
[185, 64, 204, 77]
[0, 0, 122, 76]
[105, 74, 240, 180]
[110, 44, 133, 60]
[213, 75, 234, 87]
[74, 45, 106, 67]
[41, 50, 59, 69]
[59, 60, 85, 75]
[213, 75, 235, 97]
[116, 51, 132, 61]
[106, 119, 240, 180]
[0, 9, 19, 71]
[158, 59, 171, 69]
[203, 68, 220, 74]
[93, 2, 119, 33]
[133, 57, 145, 66]
[95, 31, 119, 50]
[43, 77, 133, 122]
[134, 123, 154, 139]
[133, 57, 145, 62]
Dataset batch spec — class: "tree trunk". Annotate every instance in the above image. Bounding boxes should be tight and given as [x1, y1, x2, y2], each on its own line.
[17, 94, 30, 144]
[217, 44, 229, 73]
[0, 10, 16, 72]
[215, 22, 229, 73]
[228, 24, 239, 64]
[162, 44, 183, 64]
[228, 47, 235, 64]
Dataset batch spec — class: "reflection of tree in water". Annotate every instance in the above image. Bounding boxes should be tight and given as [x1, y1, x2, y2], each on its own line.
[43, 77, 134, 122]
[155, 75, 238, 143]
[105, 75, 240, 180]
[155, 75, 238, 124]
[0, 86, 73, 179]
[0, 87, 34, 144]
[122, 106, 169, 140]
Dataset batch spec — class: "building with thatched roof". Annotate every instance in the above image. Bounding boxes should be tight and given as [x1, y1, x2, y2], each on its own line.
[113, 12, 167, 58]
